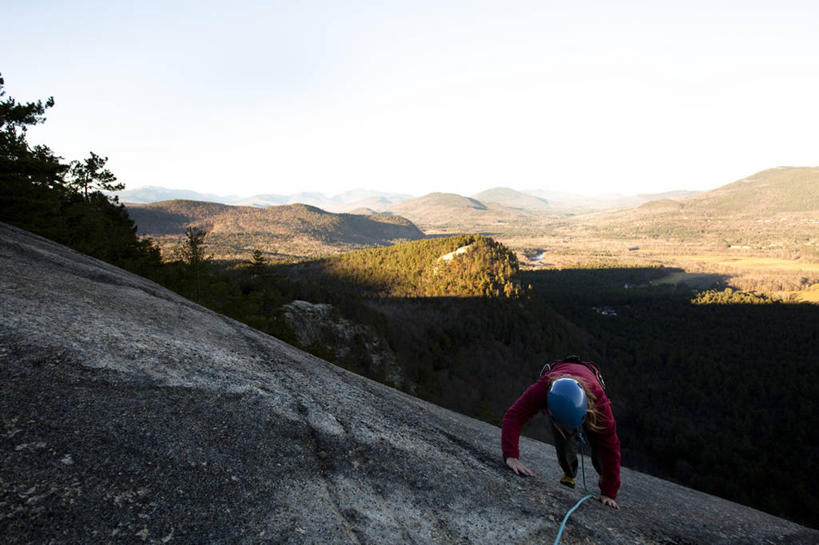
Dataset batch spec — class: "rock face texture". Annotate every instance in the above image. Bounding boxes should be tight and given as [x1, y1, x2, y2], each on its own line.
[1, 221, 817, 545]
[282, 299, 403, 387]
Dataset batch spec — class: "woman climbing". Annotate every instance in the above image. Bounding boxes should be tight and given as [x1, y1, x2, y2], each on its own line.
[501, 356, 621, 509]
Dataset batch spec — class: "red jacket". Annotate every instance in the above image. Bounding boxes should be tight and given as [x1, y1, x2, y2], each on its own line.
[501, 362, 622, 499]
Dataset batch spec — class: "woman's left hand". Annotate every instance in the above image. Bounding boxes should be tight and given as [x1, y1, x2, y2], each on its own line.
[598, 495, 619, 510]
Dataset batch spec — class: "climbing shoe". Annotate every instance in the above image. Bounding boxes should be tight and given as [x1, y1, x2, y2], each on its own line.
[560, 474, 576, 489]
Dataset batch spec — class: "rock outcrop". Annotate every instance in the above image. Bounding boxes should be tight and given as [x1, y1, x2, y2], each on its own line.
[282, 299, 403, 387]
[1, 222, 816, 544]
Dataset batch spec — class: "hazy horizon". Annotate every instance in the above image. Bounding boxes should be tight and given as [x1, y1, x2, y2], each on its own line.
[117, 181, 708, 202]
[5, 2, 819, 198]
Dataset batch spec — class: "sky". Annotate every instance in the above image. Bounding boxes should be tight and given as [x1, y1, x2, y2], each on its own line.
[3, 1, 819, 198]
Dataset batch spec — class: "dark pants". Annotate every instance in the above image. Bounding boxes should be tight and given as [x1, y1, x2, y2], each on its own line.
[551, 422, 602, 479]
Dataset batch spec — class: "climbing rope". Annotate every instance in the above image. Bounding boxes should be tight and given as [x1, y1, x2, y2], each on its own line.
[552, 432, 598, 545]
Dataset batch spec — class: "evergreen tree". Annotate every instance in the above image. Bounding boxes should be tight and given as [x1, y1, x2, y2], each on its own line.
[174, 227, 211, 301]
[0, 73, 66, 191]
[248, 249, 268, 278]
[68, 151, 123, 200]
[0, 72, 68, 228]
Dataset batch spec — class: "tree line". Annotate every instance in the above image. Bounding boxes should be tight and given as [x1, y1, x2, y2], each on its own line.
[0, 73, 161, 276]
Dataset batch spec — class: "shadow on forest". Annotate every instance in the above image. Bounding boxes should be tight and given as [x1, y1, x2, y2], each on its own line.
[524, 266, 731, 297]
[190, 259, 819, 528]
[272, 263, 818, 527]
[129, 208, 198, 236]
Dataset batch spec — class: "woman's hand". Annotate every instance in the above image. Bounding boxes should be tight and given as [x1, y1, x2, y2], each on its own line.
[597, 495, 619, 510]
[505, 457, 536, 477]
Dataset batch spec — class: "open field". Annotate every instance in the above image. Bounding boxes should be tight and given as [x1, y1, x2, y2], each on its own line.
[668, 254, 819, 272]
[797, 284, 819, 302]
[655, 254, 819, 299]
[500, 233, 819, 301]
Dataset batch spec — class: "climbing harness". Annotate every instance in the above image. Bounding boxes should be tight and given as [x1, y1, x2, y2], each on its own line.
[552, 432, 598, 545]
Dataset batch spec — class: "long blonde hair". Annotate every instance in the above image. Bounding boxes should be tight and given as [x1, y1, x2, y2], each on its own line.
[549, 374, 603, 432]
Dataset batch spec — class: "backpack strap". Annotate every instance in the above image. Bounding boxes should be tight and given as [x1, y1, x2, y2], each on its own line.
[539, 362, 553, 378]
[583, 361, 606, 392]
[540, 356, 607, 392]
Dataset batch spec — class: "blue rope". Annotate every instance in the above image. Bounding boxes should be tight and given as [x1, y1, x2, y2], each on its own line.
[552, 493, 596, 545]
[578, 432, 595, 496]
[552, 431, 598, 545]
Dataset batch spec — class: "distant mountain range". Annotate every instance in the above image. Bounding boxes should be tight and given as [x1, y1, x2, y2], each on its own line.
[115, 186, 244, 204]
[115, 185, 702, 214]
[381, 188, 705, 234]
[123, 167, 819, 259]
[118, 185, 706, 238]
[384, 192, 549, 234]
[527, 189, 702, 211]
[472, 188, 551, 210]
[117, 186, 414, 213]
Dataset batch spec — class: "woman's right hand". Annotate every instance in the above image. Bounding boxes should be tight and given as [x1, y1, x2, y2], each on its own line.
[505, 457, 536, 477]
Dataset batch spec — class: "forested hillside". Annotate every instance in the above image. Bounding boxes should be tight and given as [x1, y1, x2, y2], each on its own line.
[291, 235, 522, 298]
[569, 167, 819, 258]
[127, 200, 425, 259]
[264, 236, 584, 421]
[683, 166, 819, 214]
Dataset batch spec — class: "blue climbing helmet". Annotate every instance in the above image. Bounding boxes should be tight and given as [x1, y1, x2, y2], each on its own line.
[548, 377, 587, 432]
